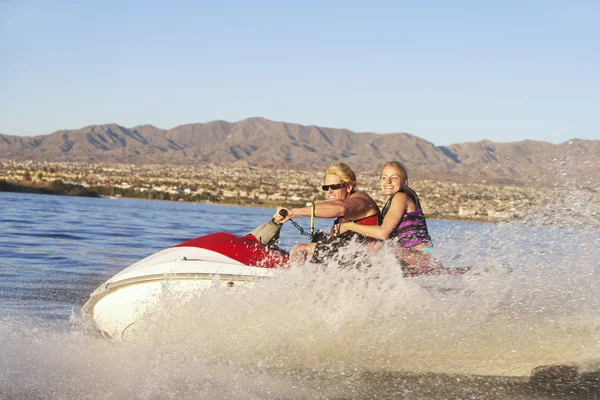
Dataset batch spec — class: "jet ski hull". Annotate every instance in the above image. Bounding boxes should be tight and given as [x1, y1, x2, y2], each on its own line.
[83, 232, 282, 339]
[82, 231, 466, 339]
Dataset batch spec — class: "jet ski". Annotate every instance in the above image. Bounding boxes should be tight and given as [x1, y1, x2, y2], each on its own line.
[82, 218, 289, 340]
[82, 212, 466, 340]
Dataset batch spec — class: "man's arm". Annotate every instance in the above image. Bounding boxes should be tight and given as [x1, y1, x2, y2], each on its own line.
[274, 193, 377, 224]
[279, 201, 346, 221]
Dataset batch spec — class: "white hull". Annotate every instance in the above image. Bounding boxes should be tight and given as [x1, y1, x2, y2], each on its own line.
[83, 246, 276, 339]
[83, 233, 468, 340]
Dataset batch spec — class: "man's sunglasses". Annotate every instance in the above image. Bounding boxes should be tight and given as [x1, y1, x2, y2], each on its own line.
[322, 183, 346, 191]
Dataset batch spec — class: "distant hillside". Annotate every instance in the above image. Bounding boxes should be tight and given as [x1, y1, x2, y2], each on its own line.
[1, 117, 597, 187]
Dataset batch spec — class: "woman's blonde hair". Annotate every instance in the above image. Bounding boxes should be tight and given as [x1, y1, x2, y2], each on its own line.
[325, 162, 357, 191]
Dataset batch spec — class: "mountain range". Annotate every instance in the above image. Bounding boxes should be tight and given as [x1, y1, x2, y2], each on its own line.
[1, 117, 597, 187]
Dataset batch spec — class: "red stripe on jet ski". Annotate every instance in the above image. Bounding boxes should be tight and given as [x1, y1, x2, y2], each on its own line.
[173, 232, 287, 269]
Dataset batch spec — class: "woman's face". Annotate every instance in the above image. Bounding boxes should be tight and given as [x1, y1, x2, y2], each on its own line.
[322, 174, 351, 201]
[380, 165, 405, 196]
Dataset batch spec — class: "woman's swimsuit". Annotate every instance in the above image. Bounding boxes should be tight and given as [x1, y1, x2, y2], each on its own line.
[381, 187, 432, 249]
[392, 208, 432, 248]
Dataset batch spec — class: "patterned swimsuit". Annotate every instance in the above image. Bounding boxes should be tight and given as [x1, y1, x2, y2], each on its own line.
[380, 188, 432, 249]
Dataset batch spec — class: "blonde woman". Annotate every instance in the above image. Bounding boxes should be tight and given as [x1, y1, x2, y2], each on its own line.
[338, 161, 439, 274]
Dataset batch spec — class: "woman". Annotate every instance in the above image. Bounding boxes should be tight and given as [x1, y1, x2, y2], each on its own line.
[274, 162, 379, 265]
[338, 161, 439, 275]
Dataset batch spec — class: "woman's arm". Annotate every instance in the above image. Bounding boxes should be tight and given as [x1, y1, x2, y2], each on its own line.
[339, 192, 408, 240]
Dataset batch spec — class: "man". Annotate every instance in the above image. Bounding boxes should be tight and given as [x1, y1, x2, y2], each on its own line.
[274, 162, 379, 265]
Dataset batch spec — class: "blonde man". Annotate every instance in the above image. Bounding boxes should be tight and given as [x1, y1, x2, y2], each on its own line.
[274, 162, 379, 265]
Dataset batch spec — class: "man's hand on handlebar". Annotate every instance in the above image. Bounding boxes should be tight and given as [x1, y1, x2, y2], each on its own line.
[273, 207, 292, 225]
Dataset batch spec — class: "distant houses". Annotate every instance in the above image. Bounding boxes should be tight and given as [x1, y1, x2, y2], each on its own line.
[1, 158, 597, 224]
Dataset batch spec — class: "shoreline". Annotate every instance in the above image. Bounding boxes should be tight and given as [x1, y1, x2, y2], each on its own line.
[1, 181, 499, 224]
[3, 160, 599, 228]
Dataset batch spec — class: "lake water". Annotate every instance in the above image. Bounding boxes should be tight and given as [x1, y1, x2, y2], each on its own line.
[1, 191, 599, 399]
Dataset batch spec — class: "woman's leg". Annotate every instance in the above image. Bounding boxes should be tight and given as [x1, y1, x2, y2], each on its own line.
[395, 246, 443, 276]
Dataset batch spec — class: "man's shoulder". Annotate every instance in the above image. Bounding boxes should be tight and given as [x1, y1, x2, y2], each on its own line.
[351, 192, 379, 210]
[352, 191, 376, 201]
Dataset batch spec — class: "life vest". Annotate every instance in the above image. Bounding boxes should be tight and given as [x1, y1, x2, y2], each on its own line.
[381, 187, 432, 249]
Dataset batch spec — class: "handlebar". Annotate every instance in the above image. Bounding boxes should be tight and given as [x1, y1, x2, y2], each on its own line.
[279, 209, 289, 217]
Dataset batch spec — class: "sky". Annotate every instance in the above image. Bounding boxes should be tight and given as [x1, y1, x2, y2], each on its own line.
[1, 0, 598, 146]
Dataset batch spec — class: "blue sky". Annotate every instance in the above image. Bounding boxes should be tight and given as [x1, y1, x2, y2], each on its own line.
[1, 0, 598, 145]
